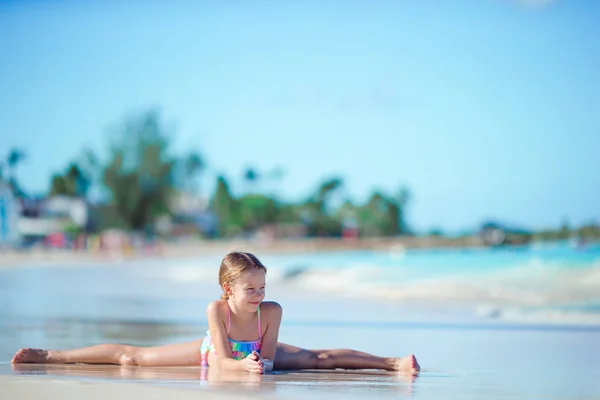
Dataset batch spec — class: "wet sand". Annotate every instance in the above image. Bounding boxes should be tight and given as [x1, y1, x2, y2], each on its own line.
[2, 253, 599, 399]
[3, 363, 418, 399]
[3, 322, 599, 400]
[1, 374, 258, 400]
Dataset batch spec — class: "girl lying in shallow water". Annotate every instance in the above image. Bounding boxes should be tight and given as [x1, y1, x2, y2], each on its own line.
[12, 251, 420, 375]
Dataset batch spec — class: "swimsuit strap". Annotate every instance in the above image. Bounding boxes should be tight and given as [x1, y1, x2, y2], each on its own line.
[258, 305, 262, 339]
[226, 302, 261, 339]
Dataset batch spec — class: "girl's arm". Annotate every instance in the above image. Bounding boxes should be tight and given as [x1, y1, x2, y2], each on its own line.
[206, 301, 261, 373]
[256, 301, 283, 373]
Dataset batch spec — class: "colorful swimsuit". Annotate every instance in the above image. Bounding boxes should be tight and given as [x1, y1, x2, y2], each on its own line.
[200, 305, 262, 367]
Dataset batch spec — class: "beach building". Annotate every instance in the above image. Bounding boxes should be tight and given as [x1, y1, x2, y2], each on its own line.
[17, 196, 89, 246]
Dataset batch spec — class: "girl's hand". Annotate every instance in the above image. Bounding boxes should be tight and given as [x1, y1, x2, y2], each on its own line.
[252, 351, 273, 374]
[242, 351, 264, 374]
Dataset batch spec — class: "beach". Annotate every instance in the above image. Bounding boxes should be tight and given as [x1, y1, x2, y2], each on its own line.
[0, 236, 484, 268]
[1, 243, 599, 399]
[2, 324, 599, 399]
[1, 374, 260, 400]
[3, 0, 599, 398]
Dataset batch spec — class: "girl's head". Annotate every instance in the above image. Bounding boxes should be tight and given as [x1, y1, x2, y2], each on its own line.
[219, 252, 267, 308]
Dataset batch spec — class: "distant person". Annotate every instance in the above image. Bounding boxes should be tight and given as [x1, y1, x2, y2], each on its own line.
[12, 251, 419, 375]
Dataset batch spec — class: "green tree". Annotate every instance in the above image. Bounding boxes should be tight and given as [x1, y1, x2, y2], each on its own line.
[183, 151, 204, 194]
[278, 202, 302, 224]
[304, 177, 344, 237]
[356, 187, 411, 237]
[49, 163, 90, 197]
[428, 228, 444, 237]
[265, 166, 285, 197]
[337, 200, 357, 221]
[395, 186, 411, 234]
[358, 192, 393, 236]
[49, 175, 68, 196]
[243, 167, 259, 194]
[558, 218, 571, 240]
[101, 110, 176, 231]
[1, 148, 27, 197]
[210, 175, 240, 237]
[237, 194, 278, 231]
[6, 149, 26, 179]
[577, 222, 600, 239]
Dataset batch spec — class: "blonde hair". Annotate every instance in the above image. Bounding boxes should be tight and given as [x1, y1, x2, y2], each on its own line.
[219, 251, 267, 300]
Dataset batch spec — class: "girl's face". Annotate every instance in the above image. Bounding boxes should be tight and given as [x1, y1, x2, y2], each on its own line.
[229, 268, 266, 311]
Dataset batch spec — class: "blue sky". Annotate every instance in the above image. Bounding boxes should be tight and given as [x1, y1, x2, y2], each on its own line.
[1, 0, 599, 233]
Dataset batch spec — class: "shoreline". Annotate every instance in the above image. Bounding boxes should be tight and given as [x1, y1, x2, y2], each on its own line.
[2, 240, 599, 400]
[0, 236, 484, 268]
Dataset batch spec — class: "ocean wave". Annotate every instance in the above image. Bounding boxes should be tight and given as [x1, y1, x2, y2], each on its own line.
[124, 250, 600, 325]
[282, 257, 600, 308]
[475, 304, 600, 325]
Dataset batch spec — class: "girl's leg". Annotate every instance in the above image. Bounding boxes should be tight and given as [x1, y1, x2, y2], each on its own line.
[11, 339, 204, 367]
[273, 343, 419, 374]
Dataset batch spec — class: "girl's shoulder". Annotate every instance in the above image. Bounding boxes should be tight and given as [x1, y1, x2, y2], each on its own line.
[206, 300, 282, 319]
[206, 299, 228, 317]
[260, 301, 283, 317]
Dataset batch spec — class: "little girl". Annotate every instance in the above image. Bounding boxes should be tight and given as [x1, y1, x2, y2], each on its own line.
[12, 251, 420, 375]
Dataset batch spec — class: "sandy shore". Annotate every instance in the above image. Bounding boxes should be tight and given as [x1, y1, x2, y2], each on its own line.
[0, 236, 483, 268]
[2, 242, 599, 399]
[1, 375, 262, 400]
[2, 364, 418, 400]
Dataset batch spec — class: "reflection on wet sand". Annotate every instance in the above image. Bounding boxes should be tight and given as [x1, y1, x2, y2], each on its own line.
[9, 363, 417, 396]
[11, 363, 205, 381]
[1, 317, 206, 362]
[6, 317, 204, 345]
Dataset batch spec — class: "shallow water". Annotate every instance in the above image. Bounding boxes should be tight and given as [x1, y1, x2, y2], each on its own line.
[1, 248, 599, 399]
[2, 322, 599, 400]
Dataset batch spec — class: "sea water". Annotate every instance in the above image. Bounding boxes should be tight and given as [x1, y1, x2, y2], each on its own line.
[1, 242, 599, 399]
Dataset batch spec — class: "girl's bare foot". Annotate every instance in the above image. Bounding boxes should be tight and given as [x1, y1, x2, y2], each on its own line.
[394, 354, 420, 375]
[11, 348, 51, 364]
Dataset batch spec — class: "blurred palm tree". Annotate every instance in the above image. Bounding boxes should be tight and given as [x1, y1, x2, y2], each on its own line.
[303, 177, 344, 237]
[243, 167, 259, 194]
[49, 163, 91, 197]
[183, 152, 204, 194]
[395, 186, 411, 234]
[1, 148, 27, 197]
[210, 175, 240, 237]
[266, 166, 285, 197]
[101, 110, 177, 231]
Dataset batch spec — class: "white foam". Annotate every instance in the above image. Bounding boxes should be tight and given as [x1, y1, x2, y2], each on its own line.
[485, 306, 600, 326]
[283, 259, 600, 308]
